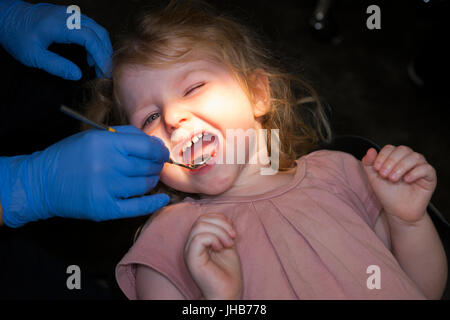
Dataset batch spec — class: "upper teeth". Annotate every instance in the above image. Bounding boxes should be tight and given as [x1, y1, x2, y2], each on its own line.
[182, 132, 212, 153]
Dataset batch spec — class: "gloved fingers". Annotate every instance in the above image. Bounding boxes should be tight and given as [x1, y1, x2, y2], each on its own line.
[86, 54, 104, 78]
[112, 125, 143, 134]
[115, 193, 170, 218]
[60, 25, 111, 78]
[81, 15, 113, 78]
[94, 65, 103, 78]
[113, 131, 170, 163]
[115, 176, 160, 199]
[117, 156, 165, 177]
[35, 49, 82, 80]
[81, 15, 113, 55]
[87, 52, 103, 78]
[87, 52, 95, 66]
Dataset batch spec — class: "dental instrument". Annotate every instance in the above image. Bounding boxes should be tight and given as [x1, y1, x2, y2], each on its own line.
[60, 105, 211, 170]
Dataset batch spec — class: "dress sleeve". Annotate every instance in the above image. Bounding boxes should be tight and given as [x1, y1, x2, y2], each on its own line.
[338, 151, 383, 228]
[305, 150, 382, 229]
[115, 201, 203, 300]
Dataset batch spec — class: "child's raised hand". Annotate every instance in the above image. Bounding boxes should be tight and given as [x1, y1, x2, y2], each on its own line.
[362, 145, 437, 224]
[184, 213, 242, 300]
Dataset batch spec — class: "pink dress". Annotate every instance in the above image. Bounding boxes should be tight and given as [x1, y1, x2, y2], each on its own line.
[116, 150, 425, 299]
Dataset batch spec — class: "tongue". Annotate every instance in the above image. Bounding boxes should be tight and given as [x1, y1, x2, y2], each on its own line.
[190, 136, 216, 164]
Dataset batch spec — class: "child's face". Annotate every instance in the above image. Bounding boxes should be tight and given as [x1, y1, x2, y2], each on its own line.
[117, 56, 265, 195]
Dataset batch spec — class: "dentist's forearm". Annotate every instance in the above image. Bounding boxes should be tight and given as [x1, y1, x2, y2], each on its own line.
[386, 210, 447, 299]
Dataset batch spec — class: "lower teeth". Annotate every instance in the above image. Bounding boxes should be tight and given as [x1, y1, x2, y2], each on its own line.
[191, 154, 211, 166]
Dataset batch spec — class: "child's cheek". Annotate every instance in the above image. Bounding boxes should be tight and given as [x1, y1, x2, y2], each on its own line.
[159, 165, 193, 193]
[159, 164, 171, 183]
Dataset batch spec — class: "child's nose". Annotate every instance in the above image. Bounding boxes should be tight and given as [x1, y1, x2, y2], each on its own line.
[163, 105, 191, 133]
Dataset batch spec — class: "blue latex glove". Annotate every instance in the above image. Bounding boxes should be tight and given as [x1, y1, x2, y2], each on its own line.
[0, 0, 113, 80]
[0, 126, 170, 228]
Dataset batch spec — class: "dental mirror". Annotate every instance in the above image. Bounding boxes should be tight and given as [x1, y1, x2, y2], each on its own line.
[168, 154, 211, 170]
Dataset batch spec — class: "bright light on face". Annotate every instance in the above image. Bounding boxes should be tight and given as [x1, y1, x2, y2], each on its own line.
[117, 54, 278, 196]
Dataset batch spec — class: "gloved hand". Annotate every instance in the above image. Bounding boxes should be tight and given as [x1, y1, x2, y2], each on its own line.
[0, 0, 112, 80]
[0, 126, 170, 228]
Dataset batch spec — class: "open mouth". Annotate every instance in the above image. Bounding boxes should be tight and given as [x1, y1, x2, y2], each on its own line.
[178, 131, 218, 167]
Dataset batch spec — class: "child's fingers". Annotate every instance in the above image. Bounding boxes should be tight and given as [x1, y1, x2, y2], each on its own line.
[187, 232, 224, 256]
[404, 163, 437, 184]
[376, 145, 413, 177]
[373, 145, 396, 170]
[186, 221, 234, 250]
[388, 152, 427, 182]
[198, 214, 236, 238]
[200, 212, 231, 224]
[362, 148, 378, 166]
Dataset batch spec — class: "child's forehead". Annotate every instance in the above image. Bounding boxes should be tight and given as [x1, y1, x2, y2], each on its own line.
[115, 55, 238, 110]
[118, 56, 230, 83]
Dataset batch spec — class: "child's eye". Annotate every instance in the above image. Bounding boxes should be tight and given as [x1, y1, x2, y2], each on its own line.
[184, 82, 205, 97]
[143, 113, 160, 128]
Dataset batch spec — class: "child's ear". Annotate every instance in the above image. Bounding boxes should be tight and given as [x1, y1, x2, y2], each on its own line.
[249, 69, 271, 118]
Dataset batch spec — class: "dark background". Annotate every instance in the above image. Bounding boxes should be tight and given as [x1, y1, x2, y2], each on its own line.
[0, 0, 449, 299]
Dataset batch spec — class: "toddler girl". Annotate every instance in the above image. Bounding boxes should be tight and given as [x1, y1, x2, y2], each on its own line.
[86, 1, 447, 299]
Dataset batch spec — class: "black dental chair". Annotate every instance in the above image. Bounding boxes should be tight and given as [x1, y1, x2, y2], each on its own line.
[326, 134, 450, 299]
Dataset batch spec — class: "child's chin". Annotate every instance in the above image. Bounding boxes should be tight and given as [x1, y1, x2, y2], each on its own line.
[160, 166, 236, 195]
[196, 183, 233, 196]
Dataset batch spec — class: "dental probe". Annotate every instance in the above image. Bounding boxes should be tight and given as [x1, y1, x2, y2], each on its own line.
[60, 105, 211, 170]
[61, 105, 117, 132]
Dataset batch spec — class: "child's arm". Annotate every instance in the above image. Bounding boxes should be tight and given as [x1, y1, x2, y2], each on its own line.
[135, 265, 186, 299]
[363, 145, 447, 299]
[383, 209, 447, 299]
